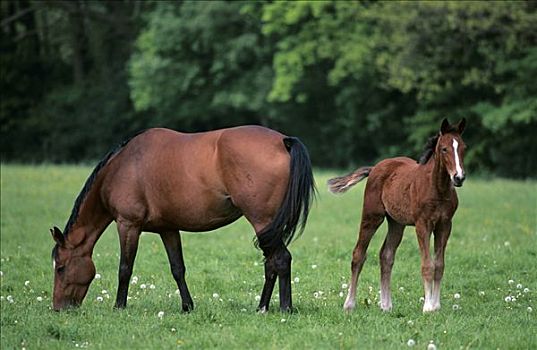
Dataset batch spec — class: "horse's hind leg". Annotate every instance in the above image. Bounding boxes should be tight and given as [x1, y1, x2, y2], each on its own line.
[344, 212, 384, 311]
[379, 217, 405, 311]
[160, 231, 194, 312]
[115, 220, 141, 309]
[257, 243, 293, 313]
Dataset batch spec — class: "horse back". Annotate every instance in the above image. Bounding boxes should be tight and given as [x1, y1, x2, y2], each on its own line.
[99, 126, 290, 232]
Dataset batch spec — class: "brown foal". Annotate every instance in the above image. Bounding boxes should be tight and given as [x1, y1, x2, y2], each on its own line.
[328, 118, 466, 312]
[50, 126, 315, 312]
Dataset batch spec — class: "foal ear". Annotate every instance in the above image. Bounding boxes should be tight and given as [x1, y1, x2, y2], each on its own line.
[456, 118, 466, 134]
[440, 118, 451, 135]
[50, 226, 65, 246]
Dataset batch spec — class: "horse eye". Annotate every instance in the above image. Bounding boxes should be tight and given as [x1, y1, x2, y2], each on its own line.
[56, 266, 65, 274]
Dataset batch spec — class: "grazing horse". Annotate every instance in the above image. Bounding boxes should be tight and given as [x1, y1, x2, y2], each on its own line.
[50, 126, 315, 312]
[328, 118, 466, 313]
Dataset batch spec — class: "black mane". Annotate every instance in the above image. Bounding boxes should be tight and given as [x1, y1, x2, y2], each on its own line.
[62, 130, 145, 237]
[417, 134, 440, 165]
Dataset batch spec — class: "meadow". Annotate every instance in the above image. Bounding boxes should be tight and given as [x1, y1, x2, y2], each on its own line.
[1, 164, 535, 349]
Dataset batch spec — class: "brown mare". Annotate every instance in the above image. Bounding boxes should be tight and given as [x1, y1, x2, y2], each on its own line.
[50, 126, 315, 312]
[328, 118, 466, 313]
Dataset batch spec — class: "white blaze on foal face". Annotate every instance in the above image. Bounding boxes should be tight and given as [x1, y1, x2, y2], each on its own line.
[452, 139, 463, 179]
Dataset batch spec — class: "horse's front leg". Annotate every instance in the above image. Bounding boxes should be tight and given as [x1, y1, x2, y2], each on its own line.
[432, 220, 452, 311]
[115, 220, 141, 309]
[160, 231, 194, 312]
[415, 221, 435, 312]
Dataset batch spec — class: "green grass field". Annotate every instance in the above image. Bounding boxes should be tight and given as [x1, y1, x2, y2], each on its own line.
[1, 164, 535, 349]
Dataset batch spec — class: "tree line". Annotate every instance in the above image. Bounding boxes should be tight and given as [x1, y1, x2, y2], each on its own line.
[1, 1, 536, 177]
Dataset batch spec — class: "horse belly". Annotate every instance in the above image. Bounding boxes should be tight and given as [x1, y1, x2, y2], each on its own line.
[144, 192, 243, 233]
[382, 186, 415, 226]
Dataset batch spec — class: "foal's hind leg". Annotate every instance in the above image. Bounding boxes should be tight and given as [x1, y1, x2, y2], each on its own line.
[379, 217, 405, 311]
[160, 231, 194, 312]
[115, 220, 141, 309]
[344, 213, 384, 311]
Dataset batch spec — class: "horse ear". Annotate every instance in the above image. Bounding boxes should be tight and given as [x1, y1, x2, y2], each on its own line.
[50, 226, 65, 246]
[440, 118, 450, 135]
[457, 118, 466, 134]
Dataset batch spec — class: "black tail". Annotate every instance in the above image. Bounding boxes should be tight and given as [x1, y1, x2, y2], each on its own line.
[256, 137, 316, 257]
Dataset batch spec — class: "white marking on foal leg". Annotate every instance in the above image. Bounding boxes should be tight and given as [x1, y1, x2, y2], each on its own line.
[432, 280, 442, 310]
[453, 139, 463, 178]
[422, 280, 435, 312]
[343, 288, 356, 311]
[380, 284, 392, 311]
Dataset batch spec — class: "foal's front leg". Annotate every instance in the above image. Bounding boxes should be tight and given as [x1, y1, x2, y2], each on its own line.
[160, 231, 194, 312]
[415, 221, 435, 312]
[115, 220, 141, 309]
[431, 221, 452, 311]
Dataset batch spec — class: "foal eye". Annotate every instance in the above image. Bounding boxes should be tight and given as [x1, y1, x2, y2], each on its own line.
[441, 147, 448, 153]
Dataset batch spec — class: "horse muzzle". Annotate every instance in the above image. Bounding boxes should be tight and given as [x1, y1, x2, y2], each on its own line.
[452, 174, 465, 187]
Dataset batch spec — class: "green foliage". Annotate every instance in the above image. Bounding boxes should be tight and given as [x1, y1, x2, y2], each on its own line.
[1, 165, 536, 348]
[1, 1, 536, 177]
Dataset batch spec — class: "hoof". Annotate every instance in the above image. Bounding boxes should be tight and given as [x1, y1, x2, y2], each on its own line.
[182, 302, 194, 313]
[343, 300, 355, 312]
[257, 306, 268, 314]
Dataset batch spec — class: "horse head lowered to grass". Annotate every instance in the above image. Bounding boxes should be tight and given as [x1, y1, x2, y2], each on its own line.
[328, 118, 466, 313]
[50, 126, 315, 312]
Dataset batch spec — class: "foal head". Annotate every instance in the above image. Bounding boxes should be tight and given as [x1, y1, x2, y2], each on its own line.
[436, 118, 467, 187]
[50, 227, 95, 311]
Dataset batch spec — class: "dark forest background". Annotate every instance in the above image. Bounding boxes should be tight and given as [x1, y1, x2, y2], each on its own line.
[1, 1, 536, 177]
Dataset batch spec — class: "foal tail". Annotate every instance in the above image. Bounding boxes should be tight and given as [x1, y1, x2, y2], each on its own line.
[257, 137, 316, 256]
[327, 166, 372, 193]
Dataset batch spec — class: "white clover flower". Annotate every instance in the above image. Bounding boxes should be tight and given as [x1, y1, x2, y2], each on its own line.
[7, 295, 14, 303]
[504, 296, 512, 302]
[140, 284, 147, 289]
[407, 339, 415, 347]
[294, 277, 300, 283]
[399, 287, 405, 292]
[241, 308, 247, 312]
[311, 264, 317, 269]
[36, 296, 43, 302]
[313, 292, 319, 298]
[96, 296, 103, 302]
[504, 241, 510, 247]
[479, 291, 485, 296]
[101, 290, 108, 295]
[419, 297, 425, 302]
[212, 293, 219, 299]
[280, 318, 286, 323]
[339, 292, 344, 298]
[427, 342, 437, 350]
[175, 289, 180, 295]
[149, 284, 156, 289]
[407, 320, 414, 326]
[157, 311, 164, 319]
[516, 284, 523, 289]
[341, 283, 348, 289]
[131, 276, 138, 284]
[0, 271, 3, 277]
[254, 295, 261, 301]
[94, 273, 101, 280]
[511, 296, 517, 302]
[452, 304, 460, 310]
[528, 307, 533, 313]
[454, 293, 461, 299]
[171, 328, 177, 332]
[508, 279, 515, 285]
[24, 280, 30, 287]
[523, 288, 530, 293]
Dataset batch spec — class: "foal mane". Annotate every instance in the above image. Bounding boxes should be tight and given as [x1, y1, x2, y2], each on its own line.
[417, 134, 439, 165]
[62, 130, 146, 237]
